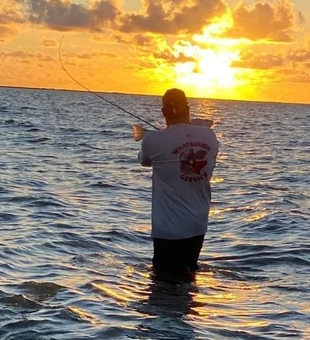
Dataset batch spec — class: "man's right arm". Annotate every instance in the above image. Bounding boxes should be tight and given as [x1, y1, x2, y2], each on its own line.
[138, 135, 152, 167]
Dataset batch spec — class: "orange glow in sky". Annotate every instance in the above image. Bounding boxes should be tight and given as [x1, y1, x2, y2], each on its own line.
[0, 0, 310, 104]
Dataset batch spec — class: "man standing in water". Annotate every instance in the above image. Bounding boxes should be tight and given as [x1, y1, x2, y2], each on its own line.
[139, 89, 219, 276]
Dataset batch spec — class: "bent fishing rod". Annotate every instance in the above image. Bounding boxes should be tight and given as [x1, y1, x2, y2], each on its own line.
[59, 36, 159, 130]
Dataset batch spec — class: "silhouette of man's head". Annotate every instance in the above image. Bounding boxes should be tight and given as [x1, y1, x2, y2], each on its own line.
[162, 88, 189, 118]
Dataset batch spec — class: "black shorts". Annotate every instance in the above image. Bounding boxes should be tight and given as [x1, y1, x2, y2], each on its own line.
[152, 234, 205, 273]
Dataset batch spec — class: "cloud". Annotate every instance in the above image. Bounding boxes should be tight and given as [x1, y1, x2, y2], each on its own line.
[0, 24, 17, 41]
[232, 50, 285, 69]
[138, 60, 158, 69]
[12, 0, 300, 43]
[42, 38, 57, 47]
[23, 0, 119, 31]
[122, 34, 197, 64]
[232, 45, 310, 72]
[0, 49, 55, 61]
[153, 47, 196, 64]
[297, 11, 306, 25]
[276, 68, 310, 83]
[228, 0, 296, 42]
[0, 2, 25, 24]
[231, 45, 310, 89]
[0, 1, 25, 40]
[120, 0, 227, 35]
[287, 48, 310, 63]
[63, 51, 118, 59]
[133, 33, 156, 47]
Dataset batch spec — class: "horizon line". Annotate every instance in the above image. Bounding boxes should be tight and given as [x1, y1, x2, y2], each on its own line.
[0, 84, 309, 106]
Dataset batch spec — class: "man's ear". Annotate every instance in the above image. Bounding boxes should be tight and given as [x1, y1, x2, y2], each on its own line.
[183, 105, 190, 119]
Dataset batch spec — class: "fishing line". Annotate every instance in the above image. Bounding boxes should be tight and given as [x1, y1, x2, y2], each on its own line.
[59, 36, 160, 130]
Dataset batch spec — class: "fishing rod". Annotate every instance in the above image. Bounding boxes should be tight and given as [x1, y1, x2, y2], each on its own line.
[59, 36, 160, 130]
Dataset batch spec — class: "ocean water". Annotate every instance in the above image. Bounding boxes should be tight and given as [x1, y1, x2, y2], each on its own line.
[0, 87, 309, 340]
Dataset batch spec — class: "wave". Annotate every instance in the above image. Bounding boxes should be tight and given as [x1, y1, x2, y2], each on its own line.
[0, 89, 309, 340]
[0, 294, 43, 310]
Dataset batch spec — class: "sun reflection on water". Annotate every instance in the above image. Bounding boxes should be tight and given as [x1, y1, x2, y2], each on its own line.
[246, 212, 268, 222]
[190, 271, 263, 330]
[209, 207, 235, 216]
[92, 283, 138, 303]
[211, 177, 224, 184]
[67, 306, 101, 325]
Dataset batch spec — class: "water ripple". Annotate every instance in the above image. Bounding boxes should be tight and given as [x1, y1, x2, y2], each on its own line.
[0, 88, 309, 340]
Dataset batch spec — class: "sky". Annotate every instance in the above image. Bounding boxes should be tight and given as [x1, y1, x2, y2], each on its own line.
[0, 0, 310, 103]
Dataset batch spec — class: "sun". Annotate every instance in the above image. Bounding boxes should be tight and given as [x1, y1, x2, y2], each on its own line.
[168, 13, 251, 98]
[173, 48, 241, 95]
[197, 49, 240, 87]
[152, 13, 254, 99]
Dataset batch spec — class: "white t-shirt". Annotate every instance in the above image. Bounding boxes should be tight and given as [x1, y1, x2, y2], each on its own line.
[139, 123, 219, 240]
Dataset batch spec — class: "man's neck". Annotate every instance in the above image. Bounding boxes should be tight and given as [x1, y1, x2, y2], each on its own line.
[166, 116, 190, 127]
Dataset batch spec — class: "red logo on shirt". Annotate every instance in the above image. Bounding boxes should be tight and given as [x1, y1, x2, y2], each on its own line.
[172, 142, 210, 182]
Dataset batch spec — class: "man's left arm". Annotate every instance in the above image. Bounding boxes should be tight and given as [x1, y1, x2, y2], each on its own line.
[209, 135, 219, 178]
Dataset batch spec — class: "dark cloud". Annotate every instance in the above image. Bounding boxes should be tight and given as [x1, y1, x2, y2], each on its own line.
[120, 0, 227, 35]
[10, 0, 298, 42]
[153, 48, 196, 64]
[23, 0, 119, 31]
[228, 0, 295, 42]
[232, 51, 285, 69]
[133, 33, 155, 47]
[112, 33, 130, 44]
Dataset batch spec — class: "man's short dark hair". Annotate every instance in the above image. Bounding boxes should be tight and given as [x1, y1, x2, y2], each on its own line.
[163, 88, 188, 116]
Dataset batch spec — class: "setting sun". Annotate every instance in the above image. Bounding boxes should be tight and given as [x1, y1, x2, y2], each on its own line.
[175, 49, 241, 89]
[167, 12, 254, 97]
